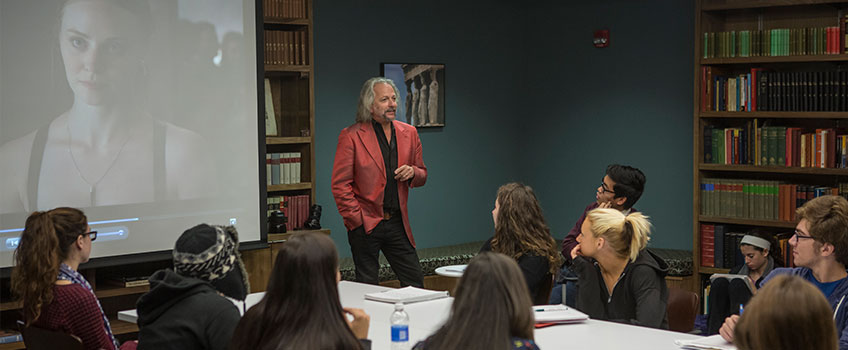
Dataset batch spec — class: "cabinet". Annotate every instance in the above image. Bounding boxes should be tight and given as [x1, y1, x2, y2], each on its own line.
[692, 0, 848, 298]
[262, 0, 318, 232]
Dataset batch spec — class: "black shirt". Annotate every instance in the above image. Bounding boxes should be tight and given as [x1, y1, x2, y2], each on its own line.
[372, 121, 400, 213]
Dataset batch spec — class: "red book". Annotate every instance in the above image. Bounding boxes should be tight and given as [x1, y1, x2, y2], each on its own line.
[827, 129, 837, 168]
[789, 184, 796, 221]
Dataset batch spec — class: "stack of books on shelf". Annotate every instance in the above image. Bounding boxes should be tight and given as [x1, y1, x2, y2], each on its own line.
[703, 24, 847, 58]
[701, 68, 848, 112]
[700, 178, 848, 220]
[266, 152, 302, 185]
[700, 224, 796, 269]
[267, 195, 310, 231]
[704, 123, 848, 168]
[263, 30, 308, 66]
[263, 0, 307, 19]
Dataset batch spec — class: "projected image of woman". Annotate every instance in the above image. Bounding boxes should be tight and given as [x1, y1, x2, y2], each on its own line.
[0, 0, 213, 214]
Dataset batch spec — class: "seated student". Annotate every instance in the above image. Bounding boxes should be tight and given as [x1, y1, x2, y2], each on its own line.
[707, 230, 782, 334]
[734, 274, 837, 350]
[136, 224, 249, 350]
[567, 208, 668, 328]
[229, 232, 372, 350]
[720, 195, 848, 350]
[10, 208, 134, 350]
[480, 182, 561, 304]
[413, 252, 539, 350]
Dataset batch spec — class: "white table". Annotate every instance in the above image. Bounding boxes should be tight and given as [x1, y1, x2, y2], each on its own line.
[434, 264, 467, 278]
[119, 280, 702, 350]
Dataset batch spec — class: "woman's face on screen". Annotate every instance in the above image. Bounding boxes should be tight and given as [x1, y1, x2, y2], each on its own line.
[59, 0, 141, 107]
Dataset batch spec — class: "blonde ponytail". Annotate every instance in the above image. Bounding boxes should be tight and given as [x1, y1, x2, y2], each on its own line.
[623, 212, 652, 261]
[586, 209, 653, 262]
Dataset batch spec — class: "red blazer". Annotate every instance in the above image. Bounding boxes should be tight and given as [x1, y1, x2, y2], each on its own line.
[331, 121, 427, 246]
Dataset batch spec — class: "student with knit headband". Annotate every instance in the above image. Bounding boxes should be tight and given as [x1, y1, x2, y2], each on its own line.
[136, 224, 250, 350]
[719, 195, 848, 350]
[707, 230, 782, 335]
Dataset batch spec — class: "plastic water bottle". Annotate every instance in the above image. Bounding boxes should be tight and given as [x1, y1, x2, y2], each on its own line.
[390, 302, 410, 350]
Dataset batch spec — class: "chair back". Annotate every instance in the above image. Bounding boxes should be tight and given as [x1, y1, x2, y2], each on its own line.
[533, 273, 554, 305]
[21, 326, 84, 350]
[666, 287, 699, 333]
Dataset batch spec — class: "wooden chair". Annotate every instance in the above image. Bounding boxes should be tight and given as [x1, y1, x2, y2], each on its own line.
[666, 287, 699, 333]
[21, 326, 84, 350]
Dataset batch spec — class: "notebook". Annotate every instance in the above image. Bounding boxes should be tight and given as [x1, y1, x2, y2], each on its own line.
[709, 274, 756, 294]
[364, 286, 449, 304]
[674, 334, 737, 350]
[533, 304, 589, 324]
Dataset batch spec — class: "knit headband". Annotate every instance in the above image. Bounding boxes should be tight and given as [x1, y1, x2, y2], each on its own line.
[741, 235, 771, 250]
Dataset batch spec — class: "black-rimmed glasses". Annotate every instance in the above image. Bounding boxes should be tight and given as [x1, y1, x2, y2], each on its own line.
[84, 231, 97, 241]
[793, 229, 815, 241]
[601, 180, 615, 194]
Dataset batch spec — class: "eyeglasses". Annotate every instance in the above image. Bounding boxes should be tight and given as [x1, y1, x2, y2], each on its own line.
[792, 230, 815, 241]
[601, 180, 615, 194]
[83, 231, 97, 241]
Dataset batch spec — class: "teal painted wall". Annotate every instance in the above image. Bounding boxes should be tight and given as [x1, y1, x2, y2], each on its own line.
[313, 0, 694, 256]
[313, 1, 527, 256]
[520, 0, 695, 250]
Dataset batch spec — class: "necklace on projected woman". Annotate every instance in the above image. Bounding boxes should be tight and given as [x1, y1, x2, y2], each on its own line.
[67, 123, 131, 206]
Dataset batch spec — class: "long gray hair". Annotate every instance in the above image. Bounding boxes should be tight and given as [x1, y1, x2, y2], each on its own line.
[355, 77, 400, 123]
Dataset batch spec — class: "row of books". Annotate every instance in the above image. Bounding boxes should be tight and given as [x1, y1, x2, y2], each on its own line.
[702, 24, 847, 58]
[699, 178, 848, 221]
[700, 224, 796, 269]
[701, 67, 848, 112]
[704, 124, 848, 168]
[267, 195, 310, 231]
[265, 152, 302, 185]
[263, 0, 307, 19]
[264, 30, 308, 66]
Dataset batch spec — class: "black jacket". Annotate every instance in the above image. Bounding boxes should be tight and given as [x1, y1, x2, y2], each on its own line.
[571, 250, 669, 329]
[136, 269, 241, 350]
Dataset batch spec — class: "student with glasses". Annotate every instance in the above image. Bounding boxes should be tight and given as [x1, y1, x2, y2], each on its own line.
[10, 207, 135, 350]
[719, 195, 848, 350]
[552, 164, 646, 306]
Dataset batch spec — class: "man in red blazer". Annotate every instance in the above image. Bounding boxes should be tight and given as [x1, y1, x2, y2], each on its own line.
[331, 77, 427, 287]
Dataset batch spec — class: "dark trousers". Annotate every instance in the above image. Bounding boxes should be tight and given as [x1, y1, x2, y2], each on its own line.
[707, 278, 753, 334]
[347, 215, 424, 287]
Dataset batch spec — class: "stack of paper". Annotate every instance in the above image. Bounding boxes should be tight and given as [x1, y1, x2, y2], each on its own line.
[674, 335, 737, 350]
[533, 304, 589, 324]
[364, 286, 449, 304]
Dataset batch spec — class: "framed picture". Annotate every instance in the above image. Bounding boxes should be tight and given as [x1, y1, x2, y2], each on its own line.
[380, 63, 445, 127]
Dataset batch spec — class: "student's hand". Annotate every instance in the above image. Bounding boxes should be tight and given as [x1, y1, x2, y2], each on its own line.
[598, 201, 612, 209]
[394, 165, 414, 181]
[719, 314, 739, 342]
[343, 307, 370, 339]
[570, 244, 582, 260]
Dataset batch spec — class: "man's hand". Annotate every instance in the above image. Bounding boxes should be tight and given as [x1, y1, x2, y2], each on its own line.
[394, 165, 414, 182]
[598, 201, 612, 209]
[570, 244, 583, 260]
[343, 307, 371, 339]
[719, 314, 739, 342]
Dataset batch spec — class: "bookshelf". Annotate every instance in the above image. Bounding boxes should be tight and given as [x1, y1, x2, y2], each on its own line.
[693, 0, 848, 305]
[261, 0, 317, 233]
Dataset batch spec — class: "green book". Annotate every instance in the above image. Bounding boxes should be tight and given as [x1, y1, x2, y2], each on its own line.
[778, 127, 786, 166]
[761, 126, 769, 165]
[704, 32, 709, 58]
[768, 126, 778, 165]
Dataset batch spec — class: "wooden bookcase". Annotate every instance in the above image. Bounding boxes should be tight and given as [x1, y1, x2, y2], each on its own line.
[692, 0, 848, 307]
[262, 0, 318, 234]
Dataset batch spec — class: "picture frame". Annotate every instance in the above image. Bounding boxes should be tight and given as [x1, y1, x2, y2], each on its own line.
[380, 63, 445, 127]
